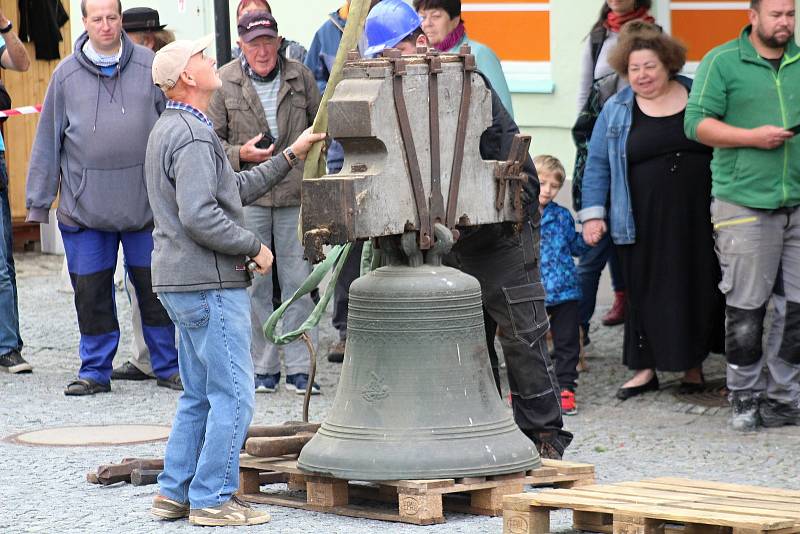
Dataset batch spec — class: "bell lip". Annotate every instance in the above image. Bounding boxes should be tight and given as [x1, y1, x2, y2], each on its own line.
[296, 455, 542, 481]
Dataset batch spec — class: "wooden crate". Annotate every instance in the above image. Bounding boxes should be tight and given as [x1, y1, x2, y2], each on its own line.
[502, 477, 800, 534]
[238, 454, 595, 525]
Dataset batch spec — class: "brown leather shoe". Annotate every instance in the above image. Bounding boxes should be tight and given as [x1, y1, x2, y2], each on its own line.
[602, 291, 626, 326]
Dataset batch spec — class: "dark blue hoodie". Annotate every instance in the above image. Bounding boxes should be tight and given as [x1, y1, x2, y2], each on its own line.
[305, 9, 346, 173]
[26, 31, 166, 231]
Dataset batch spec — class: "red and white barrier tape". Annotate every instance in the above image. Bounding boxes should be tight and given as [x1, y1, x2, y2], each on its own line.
[0, 105, 42, 119]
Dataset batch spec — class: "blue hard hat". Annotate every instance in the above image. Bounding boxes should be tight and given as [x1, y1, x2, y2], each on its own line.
[364, 0, 423, 57]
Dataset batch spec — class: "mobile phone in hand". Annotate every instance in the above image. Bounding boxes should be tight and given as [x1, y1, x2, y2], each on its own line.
[255, 132, 275, 149]
[787, 123, 800, 135]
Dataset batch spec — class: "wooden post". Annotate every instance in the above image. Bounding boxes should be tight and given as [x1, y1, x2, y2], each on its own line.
[612, 514, 665, 534]
[239, 468, 261, 495]
[471, 483, 525, 515]
[306, 476, 349, 507]
[502, 508, 550, 534]
[573, 510, 613, 533]
[397, 491, 443, 525]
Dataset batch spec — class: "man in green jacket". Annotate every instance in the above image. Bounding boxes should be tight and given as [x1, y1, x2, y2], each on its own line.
[685, 0, 800, 432]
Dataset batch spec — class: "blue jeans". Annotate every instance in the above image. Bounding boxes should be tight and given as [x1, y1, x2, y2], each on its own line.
[0, 156, 22, 355]
[577, 231, 625, 329]
[243, 205, 316, 375]
[157, 288, 255, 508]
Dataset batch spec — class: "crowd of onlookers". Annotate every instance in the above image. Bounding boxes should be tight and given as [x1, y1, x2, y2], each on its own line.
[0, 0, 796, 526]
[0, 0, 797, 493]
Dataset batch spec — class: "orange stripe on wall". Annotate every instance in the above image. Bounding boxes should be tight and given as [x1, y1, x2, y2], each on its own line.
[463, 11, 550, 61]
[672, 10, 748, 60]
[462, 0, 548, 3]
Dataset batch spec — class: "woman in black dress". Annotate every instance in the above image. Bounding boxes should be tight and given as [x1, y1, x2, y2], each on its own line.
[579, 22, 725, 399]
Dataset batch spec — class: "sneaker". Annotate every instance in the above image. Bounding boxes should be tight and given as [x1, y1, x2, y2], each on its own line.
[111, 361, 152, 381]
[285, 373, 320, 395]
[0, 350, 32, 374]
[561, 389, 577, 416]
[254, 372, 280, 393]
[730, 391, 760, 432]
[151, 494, 190, 520]
[157, 373, 183, 391]
[189, 495, 270, 526]
[327, 339, 346, 363]
[759, 399, 800, 428]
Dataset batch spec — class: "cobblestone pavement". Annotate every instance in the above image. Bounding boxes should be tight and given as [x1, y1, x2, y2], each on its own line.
[2, 253, 799, 533]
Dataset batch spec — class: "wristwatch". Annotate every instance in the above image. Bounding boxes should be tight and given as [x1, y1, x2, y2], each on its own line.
[0, 22, 12, 34]
[283, 147, 298, 168]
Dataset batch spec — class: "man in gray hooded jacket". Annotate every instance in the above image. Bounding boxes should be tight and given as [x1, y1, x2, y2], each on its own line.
[25, 0, 178, 396]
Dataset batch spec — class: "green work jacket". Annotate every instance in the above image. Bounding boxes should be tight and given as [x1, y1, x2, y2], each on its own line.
[685, 26, 800, 209]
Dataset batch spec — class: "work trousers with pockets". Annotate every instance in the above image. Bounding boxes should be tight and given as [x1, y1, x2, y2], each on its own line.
[59, 224, 178, 385]
[711, 198, 800, 405]
[445, 219, 573, 456]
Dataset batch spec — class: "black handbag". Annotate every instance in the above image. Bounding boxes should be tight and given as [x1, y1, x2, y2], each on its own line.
[571, 27, 617, 212]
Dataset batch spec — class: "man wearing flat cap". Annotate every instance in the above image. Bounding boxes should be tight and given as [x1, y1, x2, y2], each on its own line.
[207, 10, 322, 397]
[146, 35, 323, 526]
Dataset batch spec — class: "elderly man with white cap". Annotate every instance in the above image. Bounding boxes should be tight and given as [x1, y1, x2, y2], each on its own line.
[146, 35, 323, 527]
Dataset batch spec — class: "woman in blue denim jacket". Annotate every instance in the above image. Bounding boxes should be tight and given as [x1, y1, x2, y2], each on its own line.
[577, 22, 724, 401]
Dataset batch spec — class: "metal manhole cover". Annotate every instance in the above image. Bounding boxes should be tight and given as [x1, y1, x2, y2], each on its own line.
[5, 424, 171, 447]
[672, 378, 730, 408]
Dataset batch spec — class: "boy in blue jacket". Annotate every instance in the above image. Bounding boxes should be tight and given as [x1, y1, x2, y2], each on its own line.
[535, 155, 590, 415]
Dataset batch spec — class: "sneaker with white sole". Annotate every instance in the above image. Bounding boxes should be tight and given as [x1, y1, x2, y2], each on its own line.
[0, 350, 32, 374]
[285, 373, 320, 395]
[254, 372, 280, 393]
[189, 495, 270, 526]
[151, 494, 190, 520]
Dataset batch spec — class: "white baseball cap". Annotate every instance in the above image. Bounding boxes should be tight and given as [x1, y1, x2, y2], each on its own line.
[152, 34, 214, 91]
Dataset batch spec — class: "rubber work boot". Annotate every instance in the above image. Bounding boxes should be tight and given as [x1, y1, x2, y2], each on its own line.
[602, 291, 626, 326]
[730, 390, 760, 432]
[189, 495, 270, 526]
[759, 399, 800, 428]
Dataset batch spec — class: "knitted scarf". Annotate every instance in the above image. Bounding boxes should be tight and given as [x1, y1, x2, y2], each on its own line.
[604, 7, 654, 32]
[434, 21, 466, 52]
[82, 38, 122, 67]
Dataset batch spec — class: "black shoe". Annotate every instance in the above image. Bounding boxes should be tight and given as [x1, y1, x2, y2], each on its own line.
[759, 399, 800, 428]
[64, 378, 111, 396]
[0, 349, 32, 374]
[157, 373, 183, 391]
[111, 361, 153, 381]
[327, 339, 346, 363]
[678, 381, 706, 395]
[616, 374, 659, 400]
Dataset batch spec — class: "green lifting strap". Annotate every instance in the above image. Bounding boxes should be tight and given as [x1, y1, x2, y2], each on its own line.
[263, 243, 352, 345]
[262, 0, 370, 345]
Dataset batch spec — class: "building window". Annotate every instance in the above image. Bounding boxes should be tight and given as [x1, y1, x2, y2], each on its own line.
[460, 1, 553, 93]
[664, 1, 749, 65]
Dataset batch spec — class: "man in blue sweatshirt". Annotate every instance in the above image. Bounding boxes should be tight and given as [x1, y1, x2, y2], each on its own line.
[25, 0, 179, 396]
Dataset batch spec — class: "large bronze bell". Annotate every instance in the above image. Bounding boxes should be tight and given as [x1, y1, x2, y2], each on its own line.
[298, 231, 541, 480]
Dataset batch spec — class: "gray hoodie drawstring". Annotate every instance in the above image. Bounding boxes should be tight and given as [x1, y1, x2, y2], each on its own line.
[93, 73, 101, 133]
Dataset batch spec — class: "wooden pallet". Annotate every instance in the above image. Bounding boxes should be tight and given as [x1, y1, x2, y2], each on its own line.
[502, 477, 800, 534]
[238, 454, 595, 525]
